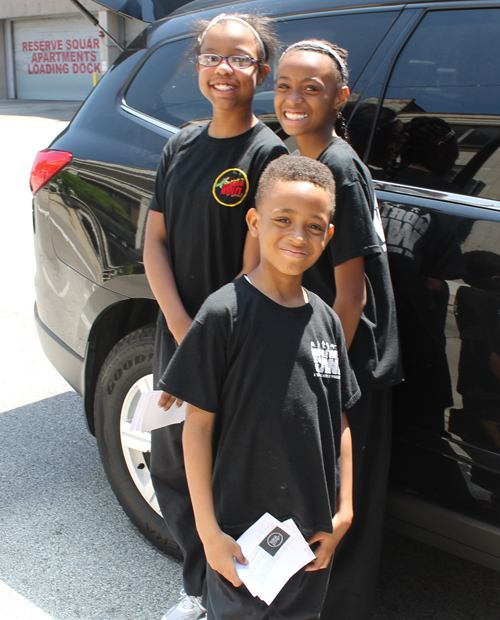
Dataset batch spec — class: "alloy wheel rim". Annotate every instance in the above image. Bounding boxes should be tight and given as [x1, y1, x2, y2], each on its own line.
[119, 374, 162, 515]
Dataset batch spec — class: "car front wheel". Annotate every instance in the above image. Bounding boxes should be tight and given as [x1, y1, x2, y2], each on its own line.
[94, 326, 182, 559]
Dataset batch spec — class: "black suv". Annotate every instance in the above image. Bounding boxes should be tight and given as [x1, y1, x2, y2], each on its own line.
[32, 0, 500, 569]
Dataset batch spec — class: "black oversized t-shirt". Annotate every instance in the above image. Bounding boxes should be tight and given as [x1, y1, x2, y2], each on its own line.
[456, 286, 500, 413]
[302, 137, 403, 390]
[149, 122, 287, 321]
[381, 202, 465, 412]
[159, 277, 360, 538]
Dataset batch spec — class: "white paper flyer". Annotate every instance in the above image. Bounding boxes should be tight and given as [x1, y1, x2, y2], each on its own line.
[234, 513, 315, 605]
[130, 391, 186, 432]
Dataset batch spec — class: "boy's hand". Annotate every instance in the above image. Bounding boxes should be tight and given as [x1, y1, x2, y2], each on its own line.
[203, 531, 248, 587]
[158, 392, 184, 411]
[306, 511, 353, 571]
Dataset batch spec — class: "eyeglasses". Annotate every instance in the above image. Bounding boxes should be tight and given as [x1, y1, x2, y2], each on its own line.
[197, 54, 259, 69]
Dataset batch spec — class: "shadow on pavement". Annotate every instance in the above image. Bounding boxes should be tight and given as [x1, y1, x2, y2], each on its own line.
[0, 391, 181, 620]
[373, 527, 500, 620]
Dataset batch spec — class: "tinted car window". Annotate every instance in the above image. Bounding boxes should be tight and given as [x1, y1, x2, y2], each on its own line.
[125, 11, 398, 128]
[256, 11, 398, 121]
[276, 11, 398, 87]
[125, 37, 212, 128]
[366, 8, 500, 201]
[389, 9, 500, 115]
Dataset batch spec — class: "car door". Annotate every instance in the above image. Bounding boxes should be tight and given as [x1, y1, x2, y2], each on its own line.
[348, 3, 500, 567]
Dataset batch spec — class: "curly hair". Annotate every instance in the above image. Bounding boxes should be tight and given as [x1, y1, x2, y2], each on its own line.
[463, 251, 500, 291]
[256, 154, 336, 219]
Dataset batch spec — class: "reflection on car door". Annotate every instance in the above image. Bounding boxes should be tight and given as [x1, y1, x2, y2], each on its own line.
[350, 6, 500, 526]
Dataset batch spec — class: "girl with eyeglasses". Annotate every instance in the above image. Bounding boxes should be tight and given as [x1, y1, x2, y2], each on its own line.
[143, 13, 286, 620]
[275, 40, 403, 620]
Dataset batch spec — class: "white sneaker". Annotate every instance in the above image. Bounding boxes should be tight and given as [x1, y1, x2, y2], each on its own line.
[161, 590, 206, 620]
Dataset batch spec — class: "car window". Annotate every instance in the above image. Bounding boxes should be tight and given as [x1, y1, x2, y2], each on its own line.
[125, 11, 398, 130]
[125, 37, 212, 128]
[363, 8, 500, 201]
[276, 12, 398, 87]
[257, 11, 398, 127]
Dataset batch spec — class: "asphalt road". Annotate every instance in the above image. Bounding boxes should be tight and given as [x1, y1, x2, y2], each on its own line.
[1, 103, 499, 620]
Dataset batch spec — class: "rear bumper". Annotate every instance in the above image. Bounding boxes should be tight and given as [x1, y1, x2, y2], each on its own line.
[34, 304, 85, 397]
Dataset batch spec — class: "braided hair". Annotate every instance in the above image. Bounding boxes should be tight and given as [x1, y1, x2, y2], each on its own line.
[279, 39, 350, 143]
[385, 116, 457, 180]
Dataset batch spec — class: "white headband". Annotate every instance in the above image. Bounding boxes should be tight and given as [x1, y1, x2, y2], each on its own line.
[198, 13, 265, 59]
[281, 40, 349, 84]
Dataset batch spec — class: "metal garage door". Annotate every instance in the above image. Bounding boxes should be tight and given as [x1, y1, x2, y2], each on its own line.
[14, 16, 101, 100]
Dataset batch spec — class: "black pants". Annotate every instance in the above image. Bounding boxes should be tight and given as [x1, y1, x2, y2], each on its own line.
[320, 388, 392, 620]
[205, 563, 332, 620]
[151, 324, 206, 596]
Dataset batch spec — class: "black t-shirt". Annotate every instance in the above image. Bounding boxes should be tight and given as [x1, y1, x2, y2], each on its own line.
[456, 286, 500, 412]
[302, 137, 403, 390]
[380, 202, 466, 429]
[149, 122, 287, 321]
[159, 277, 360, 538]
[380, 202, 465, 402]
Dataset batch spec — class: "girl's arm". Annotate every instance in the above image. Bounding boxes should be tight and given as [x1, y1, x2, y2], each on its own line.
[306, 411, 353, 570]
[332, 411, 354, 536]
[236, 230, 260, 278]
[183, 404, 247, 586]
[333, 256, 367, 350]
[143, 210, 193, 344]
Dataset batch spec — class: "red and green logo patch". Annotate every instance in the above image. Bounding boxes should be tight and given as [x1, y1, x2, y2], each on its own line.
[212, 168, 249, 206]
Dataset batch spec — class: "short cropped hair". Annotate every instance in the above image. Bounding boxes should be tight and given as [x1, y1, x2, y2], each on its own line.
[256, 155, 336, 218]
[463, 250, 500, 291]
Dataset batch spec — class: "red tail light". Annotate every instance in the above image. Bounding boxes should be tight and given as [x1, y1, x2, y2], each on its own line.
[30, 149, 73, 195]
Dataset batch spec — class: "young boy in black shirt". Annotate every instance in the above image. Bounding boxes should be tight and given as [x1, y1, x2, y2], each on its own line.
[159, 155, 359, 620]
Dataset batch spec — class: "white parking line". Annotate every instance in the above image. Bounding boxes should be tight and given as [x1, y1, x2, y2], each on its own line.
[0, 582, 56, 620]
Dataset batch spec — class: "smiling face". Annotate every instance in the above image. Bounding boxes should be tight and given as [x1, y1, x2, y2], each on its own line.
[274, 50, 349, 141]
[197, 21, 268, 112]
[247, 179, 334, 277]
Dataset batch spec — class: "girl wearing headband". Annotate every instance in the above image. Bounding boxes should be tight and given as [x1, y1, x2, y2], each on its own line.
[275, 40, 402, 620]
[144, 14, 286, 620]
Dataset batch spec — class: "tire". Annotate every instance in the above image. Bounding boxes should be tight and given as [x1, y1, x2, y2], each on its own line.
[94, 326, 182, 559]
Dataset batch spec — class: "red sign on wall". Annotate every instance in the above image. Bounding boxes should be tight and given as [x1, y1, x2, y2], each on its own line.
[23, 37, 101, 76]
[14, 17, 102, 100]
